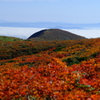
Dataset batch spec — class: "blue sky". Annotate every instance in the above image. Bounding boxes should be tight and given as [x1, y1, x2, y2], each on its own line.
[0, 0, 100, 23]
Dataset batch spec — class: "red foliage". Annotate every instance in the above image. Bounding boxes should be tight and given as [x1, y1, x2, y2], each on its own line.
[1, 38, 100, 99]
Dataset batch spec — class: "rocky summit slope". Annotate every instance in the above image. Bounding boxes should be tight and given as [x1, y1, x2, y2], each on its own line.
[28, 29, 86, 41]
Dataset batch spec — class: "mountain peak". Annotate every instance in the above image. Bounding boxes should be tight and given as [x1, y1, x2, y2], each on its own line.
[28, 29, 86, 41]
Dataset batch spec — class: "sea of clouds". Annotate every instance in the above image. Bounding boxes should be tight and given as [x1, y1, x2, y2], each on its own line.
[0, 27, 100, 39]
[0, 27, 46, 39]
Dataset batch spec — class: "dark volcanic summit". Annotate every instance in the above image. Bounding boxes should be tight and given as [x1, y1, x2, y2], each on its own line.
[28, 29, 86, 41]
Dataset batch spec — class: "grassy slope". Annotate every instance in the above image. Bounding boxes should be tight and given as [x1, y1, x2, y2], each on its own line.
[0, 36, 23, 42]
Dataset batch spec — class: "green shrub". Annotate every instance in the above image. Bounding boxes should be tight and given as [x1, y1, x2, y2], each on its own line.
[62, 57, 87, 66]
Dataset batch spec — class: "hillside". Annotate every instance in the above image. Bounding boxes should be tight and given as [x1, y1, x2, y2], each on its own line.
[28, 29, 86, 41]
[0, 36, 23, 42]
[1, 38, 100, 99]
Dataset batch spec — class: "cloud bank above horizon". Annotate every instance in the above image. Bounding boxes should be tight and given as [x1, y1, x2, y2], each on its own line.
[0, 27, 46, 39]
[0, 27, 100, 39]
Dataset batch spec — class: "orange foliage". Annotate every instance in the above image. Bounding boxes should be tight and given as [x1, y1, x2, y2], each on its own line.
[1, 38, 100, 99]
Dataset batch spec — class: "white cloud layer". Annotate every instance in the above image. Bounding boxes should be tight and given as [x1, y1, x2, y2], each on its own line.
[0, 27, 100, 39]
[0, 27, 46, 39]
[66, 29, 100, 39]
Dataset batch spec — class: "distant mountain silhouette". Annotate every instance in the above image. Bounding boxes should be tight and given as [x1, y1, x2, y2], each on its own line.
[28, 29, 86, 41]
[1, 22, 100, 29]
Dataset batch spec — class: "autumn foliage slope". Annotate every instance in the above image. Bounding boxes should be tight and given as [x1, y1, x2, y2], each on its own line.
[0, 38, 100, 99]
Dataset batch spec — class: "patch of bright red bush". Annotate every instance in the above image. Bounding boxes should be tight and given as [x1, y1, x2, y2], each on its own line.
[0, 54, 100, 100]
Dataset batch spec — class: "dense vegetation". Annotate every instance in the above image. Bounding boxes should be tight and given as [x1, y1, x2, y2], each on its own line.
[1, 37, 100, 99]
